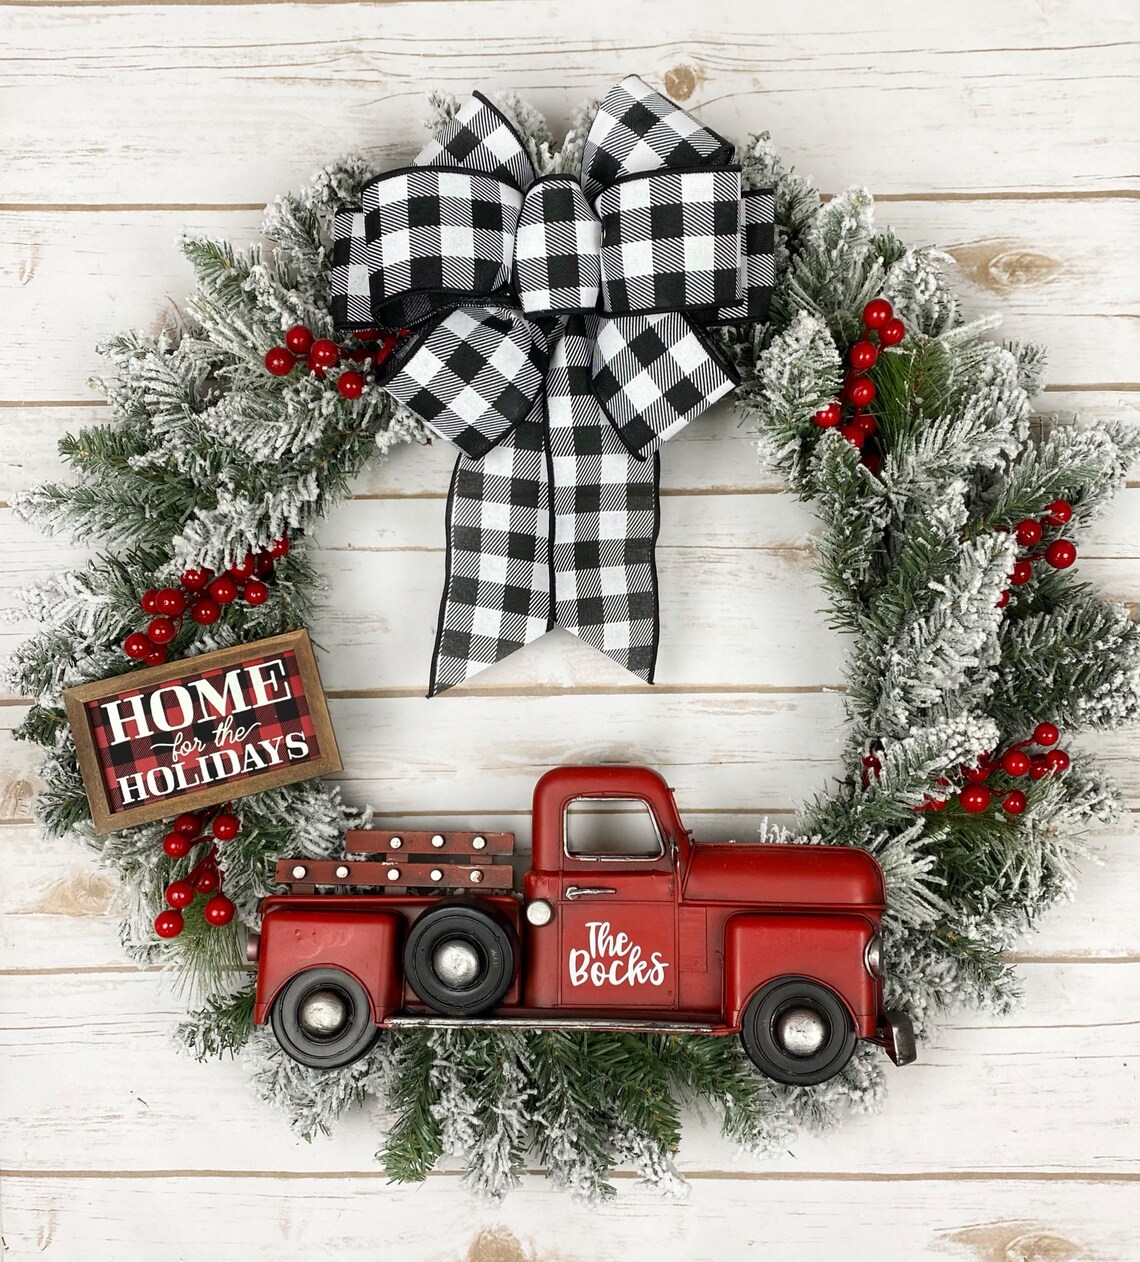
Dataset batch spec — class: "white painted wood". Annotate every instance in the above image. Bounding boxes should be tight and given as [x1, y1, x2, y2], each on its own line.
[2, 486, 1139, 698]
[1, 964, 1137, 1177]
[2, 391, 1138, 502]
[4, 2, 1139, 1254]
[3, 1, 1138, 203]
[4, 199, 1139, 401]
[4, 1172, 1136, 1262]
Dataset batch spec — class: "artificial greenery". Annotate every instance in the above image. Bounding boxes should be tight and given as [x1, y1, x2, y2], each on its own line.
[9, 91, 1140, 1199]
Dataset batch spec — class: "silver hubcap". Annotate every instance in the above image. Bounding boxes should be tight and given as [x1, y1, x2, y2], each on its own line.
[432, 939, 482, 989]
[775, 1006, 829, 1057]
[298, 988, 350, 1037]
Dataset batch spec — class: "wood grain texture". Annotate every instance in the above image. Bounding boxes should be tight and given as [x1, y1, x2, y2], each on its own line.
[3, 1, 1140, 1256]
[3, 198, 1139, 400]
[2, 0, 1138, 203]
[4, 1174, 1136, 1262]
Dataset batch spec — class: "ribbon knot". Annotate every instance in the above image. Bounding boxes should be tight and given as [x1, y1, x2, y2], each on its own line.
[332, 75, 774, 693]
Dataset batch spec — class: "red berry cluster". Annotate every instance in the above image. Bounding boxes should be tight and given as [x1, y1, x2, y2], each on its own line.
[994, 500, 1077, 609]
[122, 537, 289, 664]
[264, 325, 401, 400]
[812, 297, 906, 475]
[153, 807, 241, 939]
[917, 722, 1070, 817]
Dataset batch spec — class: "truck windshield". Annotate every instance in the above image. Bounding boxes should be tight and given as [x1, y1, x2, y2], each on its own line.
[564, 797, 664, 859]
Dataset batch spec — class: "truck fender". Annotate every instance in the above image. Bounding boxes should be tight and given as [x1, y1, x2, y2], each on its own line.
[254, 908, 402, 1026]
[722, 913, 880, 1038]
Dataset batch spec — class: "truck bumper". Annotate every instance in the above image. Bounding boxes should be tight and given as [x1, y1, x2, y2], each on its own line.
[873, 1009, 917, 1066]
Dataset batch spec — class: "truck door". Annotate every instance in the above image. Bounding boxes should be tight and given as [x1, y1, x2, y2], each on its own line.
[557, 796, 678, 1010]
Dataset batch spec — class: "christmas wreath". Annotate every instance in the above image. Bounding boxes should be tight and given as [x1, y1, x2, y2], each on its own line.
[11, 79, 1140, 1200]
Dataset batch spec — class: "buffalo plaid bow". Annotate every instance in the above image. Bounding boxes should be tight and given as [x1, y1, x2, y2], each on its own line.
[332, 75, 774, 694]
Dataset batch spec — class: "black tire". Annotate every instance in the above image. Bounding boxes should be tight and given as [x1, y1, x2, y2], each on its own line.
[271, 966, 381, 1071]
[739, 976, 857, 1086]
[403, 904, 516, 1016]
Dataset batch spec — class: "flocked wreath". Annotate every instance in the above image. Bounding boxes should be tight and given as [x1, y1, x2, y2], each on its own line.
[10, 82, 1140, 1199]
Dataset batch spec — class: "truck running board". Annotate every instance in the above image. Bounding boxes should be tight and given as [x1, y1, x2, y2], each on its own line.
[386, 1015, 720, 1035]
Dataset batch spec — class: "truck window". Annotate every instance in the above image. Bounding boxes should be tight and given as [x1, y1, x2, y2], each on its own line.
[564, 797, 664, 860]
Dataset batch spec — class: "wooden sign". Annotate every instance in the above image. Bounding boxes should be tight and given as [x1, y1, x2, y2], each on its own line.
[62, 630, 341, 834]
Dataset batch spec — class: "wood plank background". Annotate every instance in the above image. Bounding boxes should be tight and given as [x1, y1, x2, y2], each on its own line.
[1, 2, 1138, 1258]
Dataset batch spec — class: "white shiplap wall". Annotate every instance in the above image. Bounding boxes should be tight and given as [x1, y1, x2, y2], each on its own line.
[1, 2, 1138, 1259]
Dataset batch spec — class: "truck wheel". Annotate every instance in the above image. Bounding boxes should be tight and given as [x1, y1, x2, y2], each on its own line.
[404, 905, 516, 1017]
[739, 977, 857, 1086]
[271, 967, 381, 1070]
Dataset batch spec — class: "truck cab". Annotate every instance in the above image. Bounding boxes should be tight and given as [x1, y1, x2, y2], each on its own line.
[252, 766, 915, 1085]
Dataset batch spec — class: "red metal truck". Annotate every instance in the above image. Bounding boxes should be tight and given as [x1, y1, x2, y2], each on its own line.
[251, 766, 916, 1085]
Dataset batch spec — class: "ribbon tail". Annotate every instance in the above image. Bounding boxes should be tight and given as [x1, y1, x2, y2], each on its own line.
[429, 413, 553, 695]
[548, 318, 661, 683]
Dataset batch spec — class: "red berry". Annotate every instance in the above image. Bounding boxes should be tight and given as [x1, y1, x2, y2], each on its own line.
[140, 589, 161, 615]
[155, 587, 186, 617]
[862, 298, 893, 329]
[144, 646, 168, 666]
[163, 832, 192, 859]
[839, 422, 866, 448]
[1015, 519, 1043, 547]
[146, 617, 177, 645]
[959, 785, 992, 814]
[268, 536, 290, 559]
[849, 341, 879, 371]
[310, 339, 340, 369]
[337, 371, 366, 400]
[1045, 539, 1077, 570]
[1002, 791, 1028, 815]
[254, 553, 275, 576]
[164, 879, 195, 910]
[847, 378, 875, 408]
[227, 553, 256, 582]
[264, 347, 295, 377]
[203, 894, 236, 927]
[193, 868, 219, 894]
[879, 318, 906, 347]
[242, 579, 270, 606]
[1029, 757, 1050, 781]
[996, 590, 1010, 608]
[181, 567, 212, 591]
[1045, 749, 1071, 774]
[1043, 499, 1073, 526]
[813, 402, 842, 428]
[861, 451, 882, 476]
[856, 413, 877, 436]
[123, 633, 151, 660]
[1009, 560, 1033, 587]
[154, 909, 184, 939]
[284, 325, 314, 355]
[190, 597, 221, 626]
[1000, 750, 1032, 777]
[963, 762, 992, 784]
[208, 577, 239, 605]
[212, 813, 241, 841]
[173, 813, 201, 836]
[1033, 722, 1060, 747]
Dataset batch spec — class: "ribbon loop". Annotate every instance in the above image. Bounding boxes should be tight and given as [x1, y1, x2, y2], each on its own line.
[595, 168, 742, 314]
[383, 306, 548, 459]
[581, 74, 735, 201]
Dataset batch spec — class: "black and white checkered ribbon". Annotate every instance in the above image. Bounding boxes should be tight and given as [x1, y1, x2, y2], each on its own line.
[332, 75, 774, 693]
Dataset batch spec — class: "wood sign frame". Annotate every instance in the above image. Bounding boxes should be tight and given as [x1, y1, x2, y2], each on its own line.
[62, 629, 341, 834]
